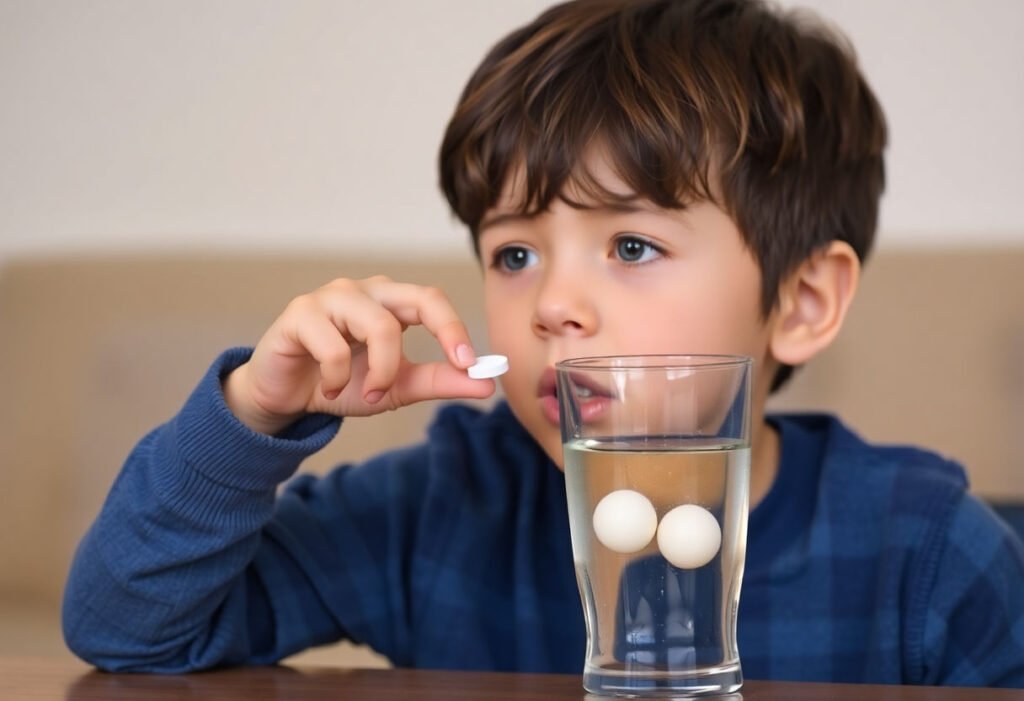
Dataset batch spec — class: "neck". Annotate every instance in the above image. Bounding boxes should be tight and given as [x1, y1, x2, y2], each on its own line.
[750, 414, 781, 509]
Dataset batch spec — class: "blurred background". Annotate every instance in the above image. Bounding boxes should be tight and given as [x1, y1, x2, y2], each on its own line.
[1, 0, 1022, 668]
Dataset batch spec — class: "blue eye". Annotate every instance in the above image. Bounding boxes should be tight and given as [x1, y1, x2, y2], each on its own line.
[492, 246, 538, 272]
[615, 236, 661, 264]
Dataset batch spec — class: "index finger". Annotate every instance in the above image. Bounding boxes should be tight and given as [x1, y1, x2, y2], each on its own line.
[361, 279, 477, 369]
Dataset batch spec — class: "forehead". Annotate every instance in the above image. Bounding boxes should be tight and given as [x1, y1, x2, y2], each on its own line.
[479, 145, 723, 239]
[485, 145, 640, 218]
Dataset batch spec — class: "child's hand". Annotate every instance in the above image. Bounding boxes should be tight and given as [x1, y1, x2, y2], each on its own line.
[223, 276, 493, 435]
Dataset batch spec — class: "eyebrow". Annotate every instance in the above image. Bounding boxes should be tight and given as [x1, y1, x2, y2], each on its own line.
[478, 199, 665, 232]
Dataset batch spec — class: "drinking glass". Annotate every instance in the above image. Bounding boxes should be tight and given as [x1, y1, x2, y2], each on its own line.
[557, 355, 752, 697]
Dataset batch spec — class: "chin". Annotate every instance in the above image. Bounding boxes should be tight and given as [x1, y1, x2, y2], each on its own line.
[529, 428, 565, 471]
[527, 419, 562, 468]
[507, 402, 565, 470]
[540, 442, 565, 470]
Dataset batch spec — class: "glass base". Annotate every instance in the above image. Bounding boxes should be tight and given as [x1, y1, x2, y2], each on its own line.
[583, 662, 742, 698]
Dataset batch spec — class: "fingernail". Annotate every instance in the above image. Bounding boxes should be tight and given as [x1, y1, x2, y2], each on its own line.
[456, 344, 476, 367]
[364, 390, 385, 404]
[323, 387, 341, 400]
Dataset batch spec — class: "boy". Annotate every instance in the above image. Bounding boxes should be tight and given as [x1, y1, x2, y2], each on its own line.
[63, 0, 1024, 686]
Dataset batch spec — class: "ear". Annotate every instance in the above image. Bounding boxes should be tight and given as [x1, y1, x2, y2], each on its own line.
[769, 241, 860, 367]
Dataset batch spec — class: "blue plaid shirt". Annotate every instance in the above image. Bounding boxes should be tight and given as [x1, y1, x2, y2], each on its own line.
[63, 348, 1024, 686]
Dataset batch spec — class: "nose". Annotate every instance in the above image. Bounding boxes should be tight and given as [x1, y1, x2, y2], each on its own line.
[531, 263, 599, 338]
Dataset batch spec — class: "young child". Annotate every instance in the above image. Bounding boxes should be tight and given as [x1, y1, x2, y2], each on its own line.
[63, 0, 1024, 686]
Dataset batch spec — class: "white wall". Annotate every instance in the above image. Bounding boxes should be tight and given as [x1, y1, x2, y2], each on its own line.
[1, 0, 1022, 263]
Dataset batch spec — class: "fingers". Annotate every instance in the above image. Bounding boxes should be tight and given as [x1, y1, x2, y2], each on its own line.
[241, 274, 487, 430]
[390, 360, 497, 407]
[358, 278, 477, 371]
[311, 277, 477, 398]
[292, 313, 352, 400]
[318, 285, 404, 400]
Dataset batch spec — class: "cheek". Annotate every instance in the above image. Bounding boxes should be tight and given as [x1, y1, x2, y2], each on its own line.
[610, 273, 764, 353]
[483, 276, 533, 347]
[484, 297, 516, 353]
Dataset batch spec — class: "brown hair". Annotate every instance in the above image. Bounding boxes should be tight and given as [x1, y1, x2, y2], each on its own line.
[439, 0, 887, 390]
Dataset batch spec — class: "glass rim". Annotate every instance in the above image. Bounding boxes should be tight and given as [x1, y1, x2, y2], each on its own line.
[554, 353, 752, 371]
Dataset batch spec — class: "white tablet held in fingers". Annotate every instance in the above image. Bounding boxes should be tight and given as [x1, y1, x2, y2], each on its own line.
[467, 354, 509, 379]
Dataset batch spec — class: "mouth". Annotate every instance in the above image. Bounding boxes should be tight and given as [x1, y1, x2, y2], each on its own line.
[537, 367, 613, 427]
[537, 369, 561, 426]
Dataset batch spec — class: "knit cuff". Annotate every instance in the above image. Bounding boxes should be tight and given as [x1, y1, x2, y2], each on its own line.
[172, 347, 341, 491]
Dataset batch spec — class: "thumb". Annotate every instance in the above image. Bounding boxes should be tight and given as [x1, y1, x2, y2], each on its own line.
[388, 361, 496, 407]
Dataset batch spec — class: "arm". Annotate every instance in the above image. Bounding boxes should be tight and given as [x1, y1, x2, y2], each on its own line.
[61, 349, 341, 672]
[62, 277, 494, 672]
[918, 494, 1024, 687]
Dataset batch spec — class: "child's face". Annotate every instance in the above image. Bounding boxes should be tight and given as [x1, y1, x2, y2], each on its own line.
[478, 156, 775, 468]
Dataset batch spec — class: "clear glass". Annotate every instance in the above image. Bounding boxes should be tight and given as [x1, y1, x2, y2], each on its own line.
[557, 355, 752, 698]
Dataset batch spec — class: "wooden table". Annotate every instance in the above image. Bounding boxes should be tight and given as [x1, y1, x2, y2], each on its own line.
[5, 656, 1023, 700]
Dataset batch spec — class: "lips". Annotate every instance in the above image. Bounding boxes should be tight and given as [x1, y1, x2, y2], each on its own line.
[537, 367, 612, 426]
[537, 368, 561, 426]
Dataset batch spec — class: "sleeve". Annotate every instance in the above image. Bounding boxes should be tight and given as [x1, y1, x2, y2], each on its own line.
[61, 348, 344, 672]
[255, 439, 436, 669]
[917, 494, 1024, 688]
